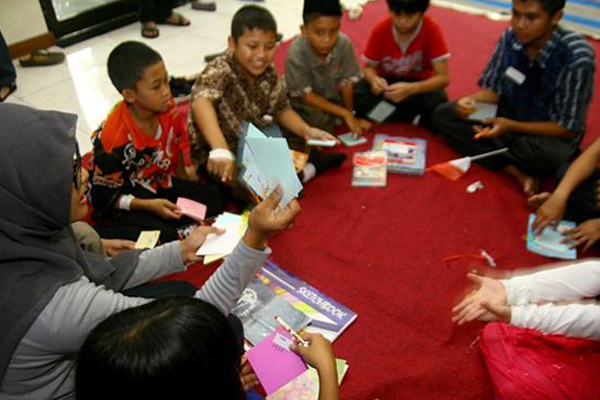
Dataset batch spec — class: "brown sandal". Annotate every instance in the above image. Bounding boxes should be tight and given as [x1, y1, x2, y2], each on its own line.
[141, 22, 160, 38]
[162, 12, 191, 26]
[18, 49, 65, 67]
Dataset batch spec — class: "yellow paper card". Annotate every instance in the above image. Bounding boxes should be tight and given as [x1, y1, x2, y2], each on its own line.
[135, 230, 161, 249]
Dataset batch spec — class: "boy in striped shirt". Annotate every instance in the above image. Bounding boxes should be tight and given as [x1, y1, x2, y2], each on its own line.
[432, 0, 595, 196]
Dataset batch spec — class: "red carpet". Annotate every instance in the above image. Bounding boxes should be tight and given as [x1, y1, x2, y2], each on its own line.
[168, 2, 600, 399]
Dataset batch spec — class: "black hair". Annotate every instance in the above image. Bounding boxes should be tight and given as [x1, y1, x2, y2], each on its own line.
[75, 297, 245, 400]
[231, 5, 277, 42]
[519, 0, 565, 15]
[386, 0, 430, 14]
[107, 41, 163, 93]
[302, 0, 343, 25]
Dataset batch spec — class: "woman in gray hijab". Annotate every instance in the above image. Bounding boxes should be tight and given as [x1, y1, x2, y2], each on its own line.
[0, 104, 300, 400]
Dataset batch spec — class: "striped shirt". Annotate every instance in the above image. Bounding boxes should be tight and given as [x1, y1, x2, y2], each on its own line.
[479, 26, 595, 141]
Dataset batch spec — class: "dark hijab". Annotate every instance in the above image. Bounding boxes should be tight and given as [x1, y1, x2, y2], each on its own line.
[0, 104, 138, 382]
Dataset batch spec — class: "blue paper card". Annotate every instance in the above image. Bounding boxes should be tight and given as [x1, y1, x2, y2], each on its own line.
[240, 123, 302, 206]
[526, 213, 577, 260]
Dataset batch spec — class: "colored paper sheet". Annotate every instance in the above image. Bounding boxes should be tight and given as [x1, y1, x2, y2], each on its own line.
[468, 102, 498, 122]
[367, 100, 396, 123]
[247, 328, 307, 396]
[267, 359, 349, 400]
[135, 230, 161, 249]
[176, 197, 207, 222]
[197, 212, 247, 256]
[243, 133, 302, 206]
[526, 213, 576, 259]
[338, 132, 368, 147]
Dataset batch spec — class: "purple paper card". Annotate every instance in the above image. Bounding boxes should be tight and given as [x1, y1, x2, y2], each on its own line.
[176, 197, 207, 222]
[246, 328, 307, 395]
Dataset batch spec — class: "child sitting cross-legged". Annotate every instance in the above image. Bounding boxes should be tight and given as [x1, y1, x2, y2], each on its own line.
[189, 5, 347, 190]
[353, 0, 450, 127]
[285, 0, 372, 137]
[91, 41, 225, 243]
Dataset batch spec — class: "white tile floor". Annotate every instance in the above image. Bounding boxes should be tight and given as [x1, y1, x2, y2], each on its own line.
[6, 0, 317, 154]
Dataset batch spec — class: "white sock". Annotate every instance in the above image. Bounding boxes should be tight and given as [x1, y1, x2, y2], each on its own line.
[301, 163, 316, 183]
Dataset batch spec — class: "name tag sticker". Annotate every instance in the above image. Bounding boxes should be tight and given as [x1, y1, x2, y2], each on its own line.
[272, 333, 293, 350]
[505, 66, 526, 85]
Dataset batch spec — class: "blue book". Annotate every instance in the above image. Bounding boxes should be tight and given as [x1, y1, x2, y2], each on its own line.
[526, 213, 577, 260]
[257, 261, 358, 342]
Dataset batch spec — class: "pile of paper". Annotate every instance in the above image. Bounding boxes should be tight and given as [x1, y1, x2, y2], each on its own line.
[196, 211, 249, 264]
[239, 123, 302, 207]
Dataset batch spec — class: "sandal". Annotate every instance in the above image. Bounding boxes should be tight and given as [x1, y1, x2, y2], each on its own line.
[141, 22, 160, 38]
[18, 49, 65, 67]
[191, 0, 216, 11]
[162, 12, 191, 26]
[0, 81, 17, 102]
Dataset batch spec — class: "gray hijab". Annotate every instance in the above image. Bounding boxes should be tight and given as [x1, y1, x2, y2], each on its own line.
[0, 104, 139, 382]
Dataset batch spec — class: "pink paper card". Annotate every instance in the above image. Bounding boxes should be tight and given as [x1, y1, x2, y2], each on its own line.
[247, 328, 307, 395]
[176, 197, 207, 222]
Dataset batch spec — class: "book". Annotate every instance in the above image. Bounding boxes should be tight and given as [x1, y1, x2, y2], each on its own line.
[231, 278, 311, 345]
[526, 213, 577, 260]
[338, 132, 368, 147]
[267, 359, 349, 400]
[247, 327, 308, 396]
[257, 261, 358, 342]
[372, 134, 426, 175]
[352, 151, 387, 187]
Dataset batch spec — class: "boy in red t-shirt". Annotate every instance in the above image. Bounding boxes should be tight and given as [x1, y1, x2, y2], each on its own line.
[354, 0, 450, 127]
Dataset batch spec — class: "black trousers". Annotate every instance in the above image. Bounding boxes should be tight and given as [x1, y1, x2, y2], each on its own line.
[353, 77, 448, 128]
[430, 101, 574, 179]
[0, 29, 16, 86]
[138, 0, 177, 23]
[96, 177, 225, 243]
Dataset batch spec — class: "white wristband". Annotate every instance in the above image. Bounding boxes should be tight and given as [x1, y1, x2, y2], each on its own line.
[209, 148, 235, 161]
[118, 194, 135, 210]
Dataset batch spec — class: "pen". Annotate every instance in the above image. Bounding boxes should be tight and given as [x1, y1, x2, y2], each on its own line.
[274, 316, 309, 346]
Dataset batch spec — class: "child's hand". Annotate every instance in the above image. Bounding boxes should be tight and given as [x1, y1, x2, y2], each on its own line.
[383, 82, 416, 103]
[146, 199, 182, 219]
[100, 238, 136, 257]
[291, 332, 336, 372]
[531, 193, 567, 235]
[207, 157, 235, 183]
[343, 113, 372, 137]
[239, 354, 260, 391]
[456, 96, 476, 119]
[243, 185, 301, 250]
[184, 165, 200, 182]
[473, 117, 512, 139]
[179, 225, 225, 264]
[452, 273, 508, 325]
[563, 218, 600, 252]
[370, 76, 388, 95]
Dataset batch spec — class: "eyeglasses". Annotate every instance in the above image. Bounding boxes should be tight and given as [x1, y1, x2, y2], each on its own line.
[72, 143, 82, 190]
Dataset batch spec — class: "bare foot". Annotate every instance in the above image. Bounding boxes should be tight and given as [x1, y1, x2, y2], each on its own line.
[505, 165, 540, 197]
[527, 192, 551, 208]
[0, 86, 11, 100]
